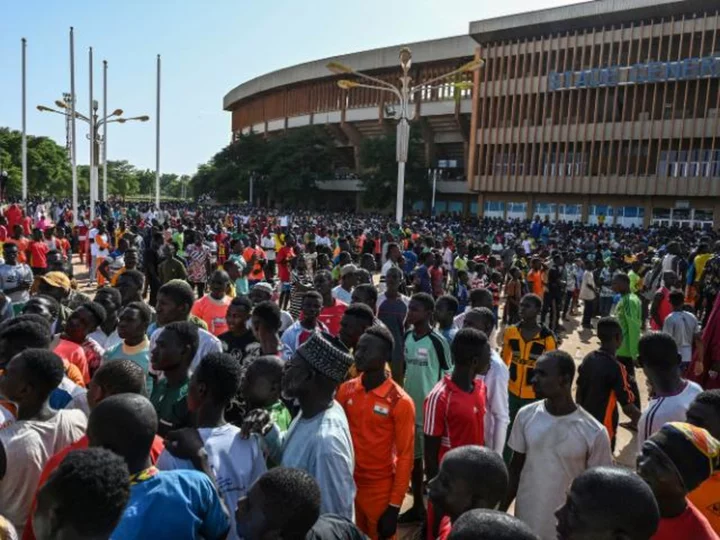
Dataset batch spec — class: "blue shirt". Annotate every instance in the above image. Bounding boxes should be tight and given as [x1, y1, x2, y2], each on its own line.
[264, 401, 355, 519]
[111, 469, 230, 540]
[103, 339, 153, 393]
[403, 250, 418, 275]
[415, 264, 432, 295]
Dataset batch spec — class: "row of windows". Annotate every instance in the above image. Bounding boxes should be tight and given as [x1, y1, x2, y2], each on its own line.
[483, 27, 718, 82]
[482, 143, 720, 178]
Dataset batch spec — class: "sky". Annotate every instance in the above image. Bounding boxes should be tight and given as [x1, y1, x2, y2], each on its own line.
[2, 0, 580, 176]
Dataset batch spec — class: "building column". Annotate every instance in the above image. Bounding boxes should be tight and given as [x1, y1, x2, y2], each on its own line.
[527, 194, 535, 220]
[581, 195, 591, 223]
[643, 197, 654, 228]
[476, 192, 484, 217]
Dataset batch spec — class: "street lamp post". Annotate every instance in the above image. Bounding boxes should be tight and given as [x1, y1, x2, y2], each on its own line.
[37, 101, 149, 220]
[328, 49, 482, 225]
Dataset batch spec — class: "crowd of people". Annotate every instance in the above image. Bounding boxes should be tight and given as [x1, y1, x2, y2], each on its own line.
[0, 197, 718, 539]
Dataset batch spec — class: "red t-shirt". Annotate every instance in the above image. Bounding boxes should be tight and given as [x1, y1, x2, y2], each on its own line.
[22, 434, 165, 540]
[319, 299, 348, 337]
[28, 241, 49, 269]
[652, 500, 718, 540]
[276, 246, 295, 283]
[430, 266, 444, 297]
[22, 216, 32, 237]
[5, 205, 21, 231]
[0, 225, 7, 242]
[423, 375, 486, 463]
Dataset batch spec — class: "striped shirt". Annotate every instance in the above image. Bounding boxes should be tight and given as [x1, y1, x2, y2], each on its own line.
[637, 380, 703, 452]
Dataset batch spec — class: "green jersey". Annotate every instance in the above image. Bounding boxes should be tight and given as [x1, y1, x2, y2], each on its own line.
[266, 400, 292, 432]
[614, 293, 642, 359]
[150, 377, 191, 437]
[403, 330, 453, 424]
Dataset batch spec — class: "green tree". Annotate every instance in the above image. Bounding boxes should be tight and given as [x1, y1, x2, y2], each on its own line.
[0, 128, 72, 196]
[358, 129, 428, 210]
[262, 126, 337, 206]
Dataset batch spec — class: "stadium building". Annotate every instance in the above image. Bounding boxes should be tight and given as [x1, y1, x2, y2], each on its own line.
[224, 0, 720, 227]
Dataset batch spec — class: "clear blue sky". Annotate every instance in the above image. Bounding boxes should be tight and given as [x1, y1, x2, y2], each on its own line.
[2, 0, 579, 176]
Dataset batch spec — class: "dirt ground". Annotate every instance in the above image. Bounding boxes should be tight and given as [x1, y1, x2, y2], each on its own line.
[72, 256, 646, 538]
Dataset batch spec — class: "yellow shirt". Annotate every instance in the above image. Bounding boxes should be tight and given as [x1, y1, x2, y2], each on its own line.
[502, 324, 557, 399]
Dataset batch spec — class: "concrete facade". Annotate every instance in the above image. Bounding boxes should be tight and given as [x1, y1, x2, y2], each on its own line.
[223, 0, 720, 226]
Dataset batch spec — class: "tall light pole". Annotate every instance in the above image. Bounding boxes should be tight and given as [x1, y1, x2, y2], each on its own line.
[21, 38, 27, 204]
[155, 54, 161, 210]
[69, 27, 78, 224]
[88, 47, 95, 221]
[103, 60, 108, 202]
[37, 103, 149, 217]
[327, 50, 482, 225]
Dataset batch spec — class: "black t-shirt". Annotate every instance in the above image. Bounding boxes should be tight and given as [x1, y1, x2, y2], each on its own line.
[218, 331, 259, 364]
[305, 515, 365, 540]
[576, 348, 635, 440]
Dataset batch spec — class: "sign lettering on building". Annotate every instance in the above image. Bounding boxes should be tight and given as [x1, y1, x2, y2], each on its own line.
[548, 55, 720, 91]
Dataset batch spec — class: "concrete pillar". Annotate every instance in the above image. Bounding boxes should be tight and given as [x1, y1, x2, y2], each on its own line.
[476, 193, 485, 218]
[527, 194, 535, 220]
[643, 197, 654, 228]
[581, 195, 591, 223]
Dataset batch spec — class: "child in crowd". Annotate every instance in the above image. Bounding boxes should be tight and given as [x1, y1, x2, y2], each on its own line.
[191, 270, 232, 337]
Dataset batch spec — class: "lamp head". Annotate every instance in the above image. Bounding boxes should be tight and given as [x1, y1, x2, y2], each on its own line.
[337, 80, 358, 90]
[327, 61, 353, 75]
[111, 109, 123, 117]
[399, 47, 412, 70]
[92, 100, 99, 111]
[460, 58, 485, 72]
[55, 100, 69, 109]
[136, 116, 150, 122]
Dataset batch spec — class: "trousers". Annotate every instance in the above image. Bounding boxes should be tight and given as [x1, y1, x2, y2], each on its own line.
[355, 477, 394, 540]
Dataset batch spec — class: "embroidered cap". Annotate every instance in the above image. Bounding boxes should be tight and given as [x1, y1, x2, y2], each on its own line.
[296, 333, 353, 383]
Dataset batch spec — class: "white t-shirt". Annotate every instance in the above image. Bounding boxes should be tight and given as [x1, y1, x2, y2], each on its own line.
[0, 410, 87, 534]
[579, 271, 596, 301]
[156, 424, 267, 540]
[87, 328, 123, 351]
[331, 285, 353, 305]
[149, 325, 223, 373]
[261, 235, 276, 260]
[88, 228, 99, 256]
[476, 350, 510, 455]
[380, 260, 397, 277]
[508, 401, 612, 540]
[662, 311, 700, 364]
[637, 380, 703, 452]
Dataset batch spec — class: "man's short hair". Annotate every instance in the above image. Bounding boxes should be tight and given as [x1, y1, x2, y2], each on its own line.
[194, 352, 242, 405]
[443, 445, 508, 509]
[0, 316, 52, 364]
[694, 389, 720, 415]
[448, 509, 538, 540]
[119, 269, 145, 289]
[353, 284, 378, 304]
[163, 321, 200, 359]
[92, 359, 147, 397]
[14, 349, 65, 398]
[230, 295, 253, 311]
[469, 288, 494, 309]
[302, 290, 323, 304]
[451, 328, 488, 366]
[411, 292, 435, 312]
[520, 293, 542, 310]
[596, 317, 622, 343]
[252, 301, 282, 333]
[344, 303, 375, 326]
[256, 468, 321, 538]
[639, 332, 679, 371]
[245, 355, 284, 385]
[41, 448, 130, 537]
[124, 301, 153, 326]
[542, 349, 576, 381]
[78, 302, 107, 327]
[158, 280, 196, 310]
[437, 295, 459, 314]
[363, 325, 395, 355]
[569, 467, 659, 540]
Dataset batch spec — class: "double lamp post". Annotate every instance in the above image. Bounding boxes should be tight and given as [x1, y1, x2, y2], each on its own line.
[327, 47, 483, 224]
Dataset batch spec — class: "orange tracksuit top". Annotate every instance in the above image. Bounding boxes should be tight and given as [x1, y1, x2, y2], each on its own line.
[336, 375, 415, 506]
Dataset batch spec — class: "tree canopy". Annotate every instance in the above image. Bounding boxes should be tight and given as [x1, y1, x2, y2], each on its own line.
[0, 127, 187, 200]
[358, 129, 430, 211]
[190, 126, 338, 206]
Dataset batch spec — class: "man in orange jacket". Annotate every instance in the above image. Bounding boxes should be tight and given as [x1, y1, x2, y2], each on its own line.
[336, 326, 415, 540]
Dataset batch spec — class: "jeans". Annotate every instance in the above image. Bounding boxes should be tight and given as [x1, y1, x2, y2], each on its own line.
[599, 296, 614, 317]
[582, 298, 594, 327]
[562, 290, 574, 317]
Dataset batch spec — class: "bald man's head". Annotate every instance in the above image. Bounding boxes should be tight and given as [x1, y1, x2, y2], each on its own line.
[556, 467, 659, 540]
[87, 393, 157, 473]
